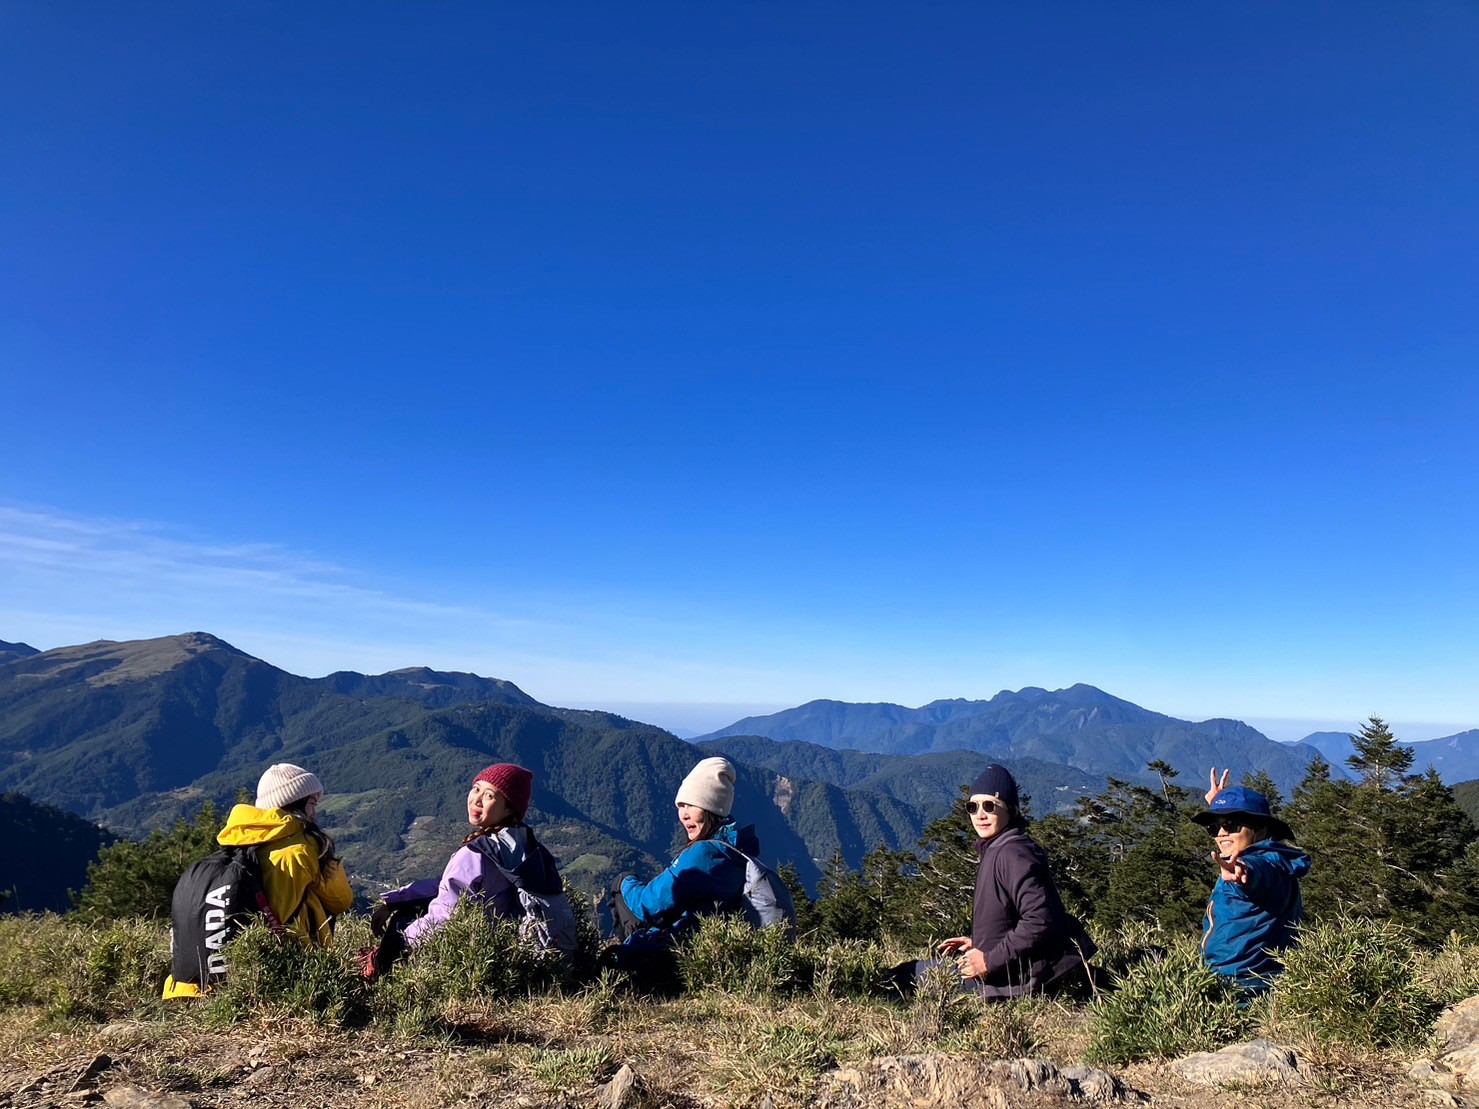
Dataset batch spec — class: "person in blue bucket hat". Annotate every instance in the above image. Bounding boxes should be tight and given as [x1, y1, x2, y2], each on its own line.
[1194, 769, 1311, 993]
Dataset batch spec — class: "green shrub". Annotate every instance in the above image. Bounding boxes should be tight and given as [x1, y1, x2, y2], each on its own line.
[0, 913, 170, 1021]
[1416, 932, 1479, 1009]
[372, 903, 571, 1035]
[1268, 918, 1438, 1049]
[675, 915, 804, 996]
[1087, 934, 1252, 1064]
[802, 938, 895, 999]
[71, 803, 223, 923]
[206, 917, 372, 1027]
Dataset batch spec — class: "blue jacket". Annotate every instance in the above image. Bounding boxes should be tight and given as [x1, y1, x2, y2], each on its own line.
[1201, 839, 1311, 990]
[620, 820, 756, 941]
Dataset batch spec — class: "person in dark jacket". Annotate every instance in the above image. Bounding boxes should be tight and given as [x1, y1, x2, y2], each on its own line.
[1196, 770, 1310, 993]
[611, 756, 757, 953]
[936, 765, 1097, 998]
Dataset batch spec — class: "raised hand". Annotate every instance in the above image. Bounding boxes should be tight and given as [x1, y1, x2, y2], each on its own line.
[1205, 767, 1231, 805]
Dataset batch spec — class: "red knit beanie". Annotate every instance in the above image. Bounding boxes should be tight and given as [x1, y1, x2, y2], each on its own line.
[474, 763, 533, 820]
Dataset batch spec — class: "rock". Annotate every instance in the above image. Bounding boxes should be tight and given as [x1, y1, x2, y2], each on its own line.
[1170, 1040, 1299, 1087]
[875, 1056, 1009, 1107]
[1411, 1058, 1457, 1092]
[68, 1054, 113, 1092]
[597, 1064, 648, 1109]
[1060, 1064, 1127, 1101]
[1420, 1091, 1463, 1107]
[1000, 1058, 1072, 1097]
[101, 1090, 192, 1109]
[1439, 997, 1479, 1051]
[241, 1065, 277, 1088]
[1410, 1044, 1479, 1097]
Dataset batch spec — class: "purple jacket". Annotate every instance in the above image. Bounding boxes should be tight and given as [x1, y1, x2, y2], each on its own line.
[403, 825, 544, 946]
[971, 824, 1096, 998]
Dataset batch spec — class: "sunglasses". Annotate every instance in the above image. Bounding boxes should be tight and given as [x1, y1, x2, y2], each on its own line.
[966, 799, 1003, 815]
[1205, 819, 1247, 836]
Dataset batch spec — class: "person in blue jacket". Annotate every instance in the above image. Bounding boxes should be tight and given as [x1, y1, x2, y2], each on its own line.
[610, 756, 756, 954]
[1195, 770, 1311, 993]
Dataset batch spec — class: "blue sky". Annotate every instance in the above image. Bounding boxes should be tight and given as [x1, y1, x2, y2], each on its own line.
[2, 3, 1476, 739]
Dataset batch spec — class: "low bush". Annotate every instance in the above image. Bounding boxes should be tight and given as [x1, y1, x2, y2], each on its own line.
[207, 917, 373, 1028]
[908, 962, 987, 1045]
[1268, 918, 1438, 1049]
[1086, 933, 1252, 1064]
[1415, 932, 1479, 1009]
[0, 912, 170, 1022]
[373, 903, 573, 1035]
[803, 938, 897, 999]
[675, 916, 805, 996]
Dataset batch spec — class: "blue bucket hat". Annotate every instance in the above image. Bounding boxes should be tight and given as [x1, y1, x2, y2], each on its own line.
[1192, 785, 1294, 842]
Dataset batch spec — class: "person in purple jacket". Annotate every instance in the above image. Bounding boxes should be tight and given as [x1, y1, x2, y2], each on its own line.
[936, 764, 1097, 998]
[361, 762, 576, 977]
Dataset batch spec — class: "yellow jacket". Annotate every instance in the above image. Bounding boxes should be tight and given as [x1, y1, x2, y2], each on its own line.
[162, 804, 353, 999]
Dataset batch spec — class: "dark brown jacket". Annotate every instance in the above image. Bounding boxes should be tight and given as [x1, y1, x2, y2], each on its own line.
[971, 824, 1096, 998]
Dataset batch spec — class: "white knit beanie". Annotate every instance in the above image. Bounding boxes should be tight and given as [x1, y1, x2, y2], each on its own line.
[255, 763, 324, 811]
[675, 756, 736, 817]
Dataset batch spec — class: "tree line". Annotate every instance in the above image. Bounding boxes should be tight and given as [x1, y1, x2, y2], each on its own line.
[789, 716, 1479, 948]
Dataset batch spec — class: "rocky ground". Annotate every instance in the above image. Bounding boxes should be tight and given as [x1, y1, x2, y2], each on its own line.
[2, 995, 1470, 1109]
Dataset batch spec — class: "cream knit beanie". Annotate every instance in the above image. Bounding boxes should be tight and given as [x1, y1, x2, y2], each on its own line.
[255, 763, 324, 811]
[675, 756, 736, 817]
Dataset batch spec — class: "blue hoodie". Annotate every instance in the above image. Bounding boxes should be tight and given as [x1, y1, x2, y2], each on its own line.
[1201, 839, 1311, 991]
[620, 820, 758, 942]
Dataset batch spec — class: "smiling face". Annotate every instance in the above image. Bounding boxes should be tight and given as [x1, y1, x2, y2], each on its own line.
[677, 802, 713, 843]
[968, 794, 1009, 840]
[1213, 818, 1260, 861]
[467, 780, 514, 831]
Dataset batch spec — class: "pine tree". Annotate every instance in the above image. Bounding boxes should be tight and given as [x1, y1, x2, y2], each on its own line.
[1346, 715, 1415, 791]
[1240, 769, 1283, 811]
[1286, 742, 1479, 941]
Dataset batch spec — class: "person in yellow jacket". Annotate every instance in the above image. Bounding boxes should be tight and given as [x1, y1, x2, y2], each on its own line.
[162, 763, 353, 998]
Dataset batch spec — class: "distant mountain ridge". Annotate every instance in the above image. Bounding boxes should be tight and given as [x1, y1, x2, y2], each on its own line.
[1293, 728, 1479, 785]
[0, 640, 40, 663]
[10, 630, 1466, 899]
[0, 633, 936, 891]
[697, 684, 1329, 795]
[697, 735, 1102, 822]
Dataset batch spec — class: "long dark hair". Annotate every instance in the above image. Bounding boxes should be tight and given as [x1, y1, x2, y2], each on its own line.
[282, 796, 337, 867]
[461, 816, 538, 851]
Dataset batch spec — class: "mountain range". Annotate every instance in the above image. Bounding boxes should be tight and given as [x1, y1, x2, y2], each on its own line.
[0, 634, 932, 893]
[6, 630, 1472, 902]
[695, 685, 1332, 792]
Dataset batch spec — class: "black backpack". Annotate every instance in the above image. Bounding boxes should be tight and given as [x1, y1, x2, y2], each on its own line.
[168, 846, 299, 989]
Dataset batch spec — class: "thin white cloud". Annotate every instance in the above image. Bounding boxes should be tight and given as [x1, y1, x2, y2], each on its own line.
[0, 502, 831, 702]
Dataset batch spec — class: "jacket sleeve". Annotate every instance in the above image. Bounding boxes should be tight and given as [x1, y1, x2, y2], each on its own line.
[404, 847, 485, 947]
[315, 858, 354, 917]
[1238, 852, 1294, 905]
[980, 843, 1059, 973]
[621, 842, 732, 926]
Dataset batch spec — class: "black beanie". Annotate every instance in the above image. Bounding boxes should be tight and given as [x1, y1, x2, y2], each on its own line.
[970, 764, 1019, 808]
